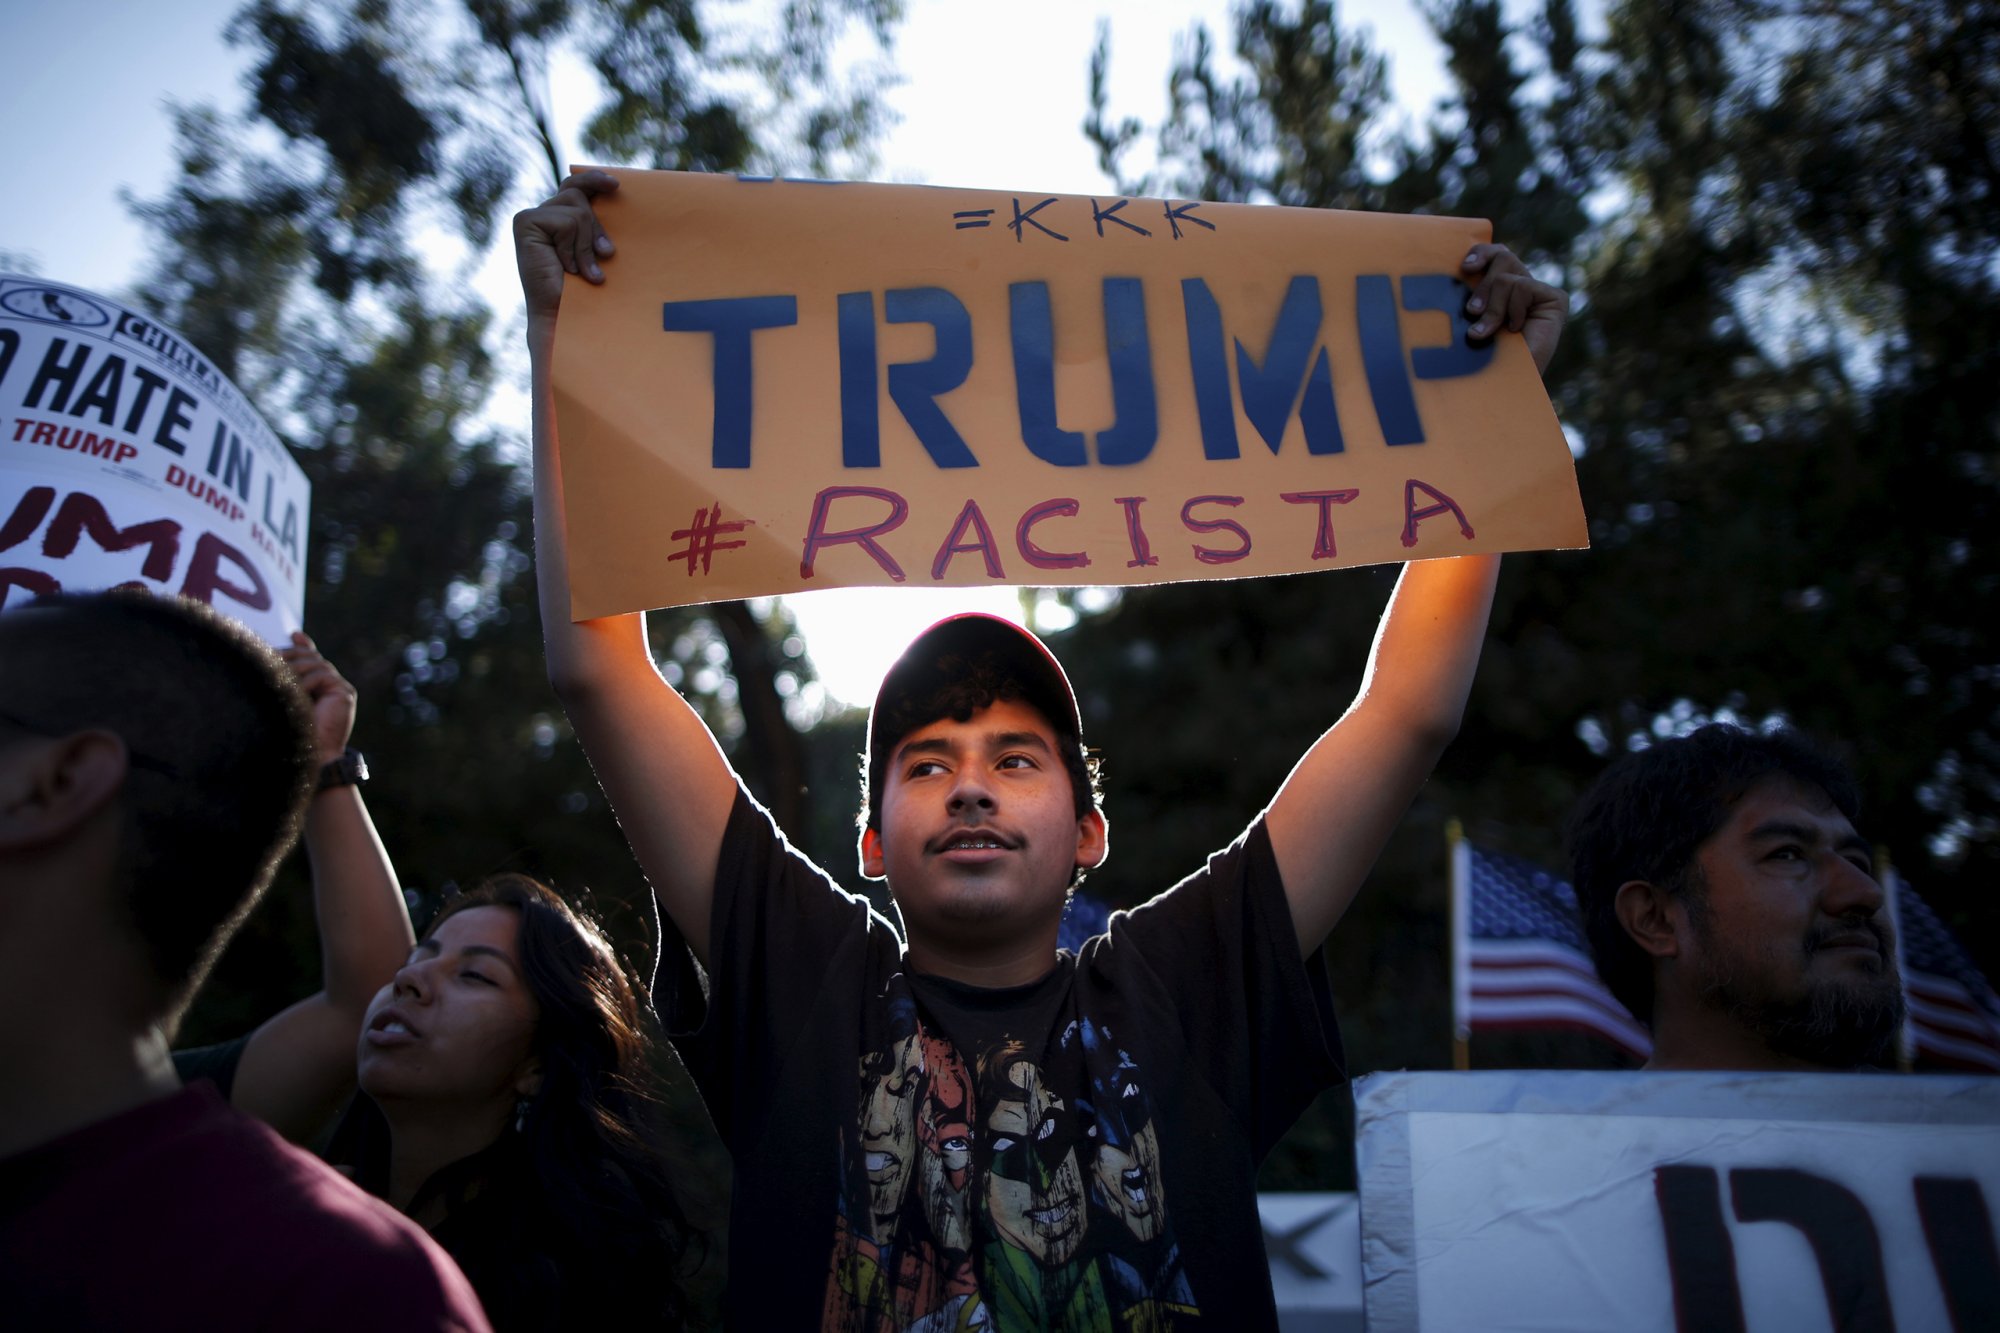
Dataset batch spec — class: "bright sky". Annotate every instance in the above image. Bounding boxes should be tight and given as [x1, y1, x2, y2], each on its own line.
[0, 0, 1485, 707]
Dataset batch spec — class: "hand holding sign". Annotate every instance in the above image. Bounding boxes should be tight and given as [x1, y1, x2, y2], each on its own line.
[1459, 244, 1568, 375]
[514, 170, 619, 332]
[279, 631, 358, 766]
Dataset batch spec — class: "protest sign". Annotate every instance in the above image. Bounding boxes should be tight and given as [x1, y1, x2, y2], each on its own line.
[1355, 1070, 2000, 1332]
[550, 170, 1587, 617]
[0, 275, 309, 643]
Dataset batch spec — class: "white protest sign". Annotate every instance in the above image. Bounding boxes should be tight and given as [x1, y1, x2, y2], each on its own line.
[0, 275, 309, 642]
[1355, 1070, 2000, 1332]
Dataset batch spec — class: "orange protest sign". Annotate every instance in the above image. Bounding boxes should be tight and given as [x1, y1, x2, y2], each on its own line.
[550, 169, 1586, 618]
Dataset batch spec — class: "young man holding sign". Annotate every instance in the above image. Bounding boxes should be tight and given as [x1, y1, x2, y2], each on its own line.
[517, 170, 1567, 1328]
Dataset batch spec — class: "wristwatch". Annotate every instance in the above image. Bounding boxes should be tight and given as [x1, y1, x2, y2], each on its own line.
[317, 747, 370, 792]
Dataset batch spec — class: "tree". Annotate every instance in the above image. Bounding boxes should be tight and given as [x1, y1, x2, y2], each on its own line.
[135, 0, 899, 1051]
[1080, 0, 1999, 1146]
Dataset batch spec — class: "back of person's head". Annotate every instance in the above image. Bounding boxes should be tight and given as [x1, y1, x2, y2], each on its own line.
[0, 592, 313, 1025]
[1566, 723, 1860, 1024]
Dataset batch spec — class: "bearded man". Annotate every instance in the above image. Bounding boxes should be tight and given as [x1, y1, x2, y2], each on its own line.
[1568, 724, 1905, 1071]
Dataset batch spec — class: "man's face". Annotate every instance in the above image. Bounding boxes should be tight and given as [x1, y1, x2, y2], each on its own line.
[1677, 776, 1904, 1068]
[863, 698, 1105, 957]
[858, 1032, 924, 1235]
[983, 1057, 1086, 1265]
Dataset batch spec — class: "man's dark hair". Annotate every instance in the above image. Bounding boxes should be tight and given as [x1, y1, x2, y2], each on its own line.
[1566, 723, 1861, 1025]
[860, 650, 1102, 836]
[0, 592, 315, 1023]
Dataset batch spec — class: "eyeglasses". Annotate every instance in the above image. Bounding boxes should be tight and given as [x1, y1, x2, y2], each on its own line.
[0, 707, 180, 779]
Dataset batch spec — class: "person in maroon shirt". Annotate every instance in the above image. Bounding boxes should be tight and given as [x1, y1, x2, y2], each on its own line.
[0, 591, 489, 1332]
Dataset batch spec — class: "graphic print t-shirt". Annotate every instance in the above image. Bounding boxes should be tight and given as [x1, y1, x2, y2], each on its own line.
[663, 789, 1344, 1330]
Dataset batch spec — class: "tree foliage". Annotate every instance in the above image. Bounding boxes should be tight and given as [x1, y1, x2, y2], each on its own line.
[1078, 0, 1998, 1182]
[139, 0, 896, 1054]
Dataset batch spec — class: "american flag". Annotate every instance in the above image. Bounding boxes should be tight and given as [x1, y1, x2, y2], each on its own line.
[1884, 869, 2000, 1073]
[1451, 838, 1652, 1061]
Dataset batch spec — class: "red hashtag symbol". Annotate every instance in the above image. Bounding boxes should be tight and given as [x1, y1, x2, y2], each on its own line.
[668, 502, 751, 576]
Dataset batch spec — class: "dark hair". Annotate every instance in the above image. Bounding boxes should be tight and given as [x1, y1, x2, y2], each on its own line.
[1566, 723, 1861, 1024]
[333, 875, 696, 1329]
[860, 650, 1102, 835]
[0, 592, 313, 1024]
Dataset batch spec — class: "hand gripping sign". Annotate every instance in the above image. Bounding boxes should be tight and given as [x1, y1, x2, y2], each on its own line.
[0, 275, 310, 643]
[551, 170, 1587, 618]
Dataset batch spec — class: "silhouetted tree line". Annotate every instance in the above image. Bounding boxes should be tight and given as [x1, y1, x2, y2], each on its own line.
[143, 0, 1993, 1194]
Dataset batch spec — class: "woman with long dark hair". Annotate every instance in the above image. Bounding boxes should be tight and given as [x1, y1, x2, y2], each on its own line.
[332, 874, 700, 1330]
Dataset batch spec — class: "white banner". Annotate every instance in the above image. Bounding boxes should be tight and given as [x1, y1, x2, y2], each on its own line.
[1355, 1070, 2000, 1332]
[0, 275, 309, 642]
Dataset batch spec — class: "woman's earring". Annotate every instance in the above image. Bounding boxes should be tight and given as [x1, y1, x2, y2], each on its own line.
[514, 1097, 531, 1134]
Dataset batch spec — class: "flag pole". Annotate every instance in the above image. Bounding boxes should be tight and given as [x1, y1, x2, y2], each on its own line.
[1877, 849, 1916, 1072]
[1448, 818, 1470, 1072]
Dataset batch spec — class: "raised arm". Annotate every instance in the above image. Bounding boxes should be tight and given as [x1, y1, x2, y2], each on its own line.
[515, 170, 738, 967]
[1265, 244, 1568, 955]
[228, 635, 415, 1141]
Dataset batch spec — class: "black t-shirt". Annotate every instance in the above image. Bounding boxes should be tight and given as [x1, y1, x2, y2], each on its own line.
[664, 787, 1344, 1330]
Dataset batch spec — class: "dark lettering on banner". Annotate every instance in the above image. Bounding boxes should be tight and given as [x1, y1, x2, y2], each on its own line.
[260, 475, 302, 562]
[1402, 275, 1495, 381]
[837, 287, 985, 467]
[125, 367, 169, 436]
[181, 531, 272, 611]
[1730, 1167, 1895, 1331]
[1234, 277, 1340, 458]
[1114, 495, 1156, 568]
[1914, 1177, 2000, 1333]
[800, 486, 909, 581]
[0, 328, 21, 390]
[930, 499, 1003, 580]
[678, 269, 1497, 477]
[1015, 498, 1089, 571]
[42, 492, 181, 582]
[9, 418, 141, 464]
[112, 311, 226, 398]
[1281, 489, 1360, 560]
[1653, 1165, 1748, 1333]
[1402, 479, 1475, 547]
[1007, 279, 1159, 468]
[1356, 276, 1424, 446]
[154, 388, 197, 456]
[165, 465, 247, 524]
[18, 341, 194, 457]
[884, 288, 977, 468]
[1009, 197, 1067, 244]
[0, 485, 56, 553]
[206, 422, 254, 501]
[1180, 494, 1252, 565]
[0, 484, 273, 615]
[25, 338, 90, 414]
[659, 295, 799, 469]
[1655, 1165, 1998, 1332]
[0, 566, 59, 607]
[1091, 199, 1149, 239]
[838, 291, 880, 467]
[71, 353, 128, 425]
